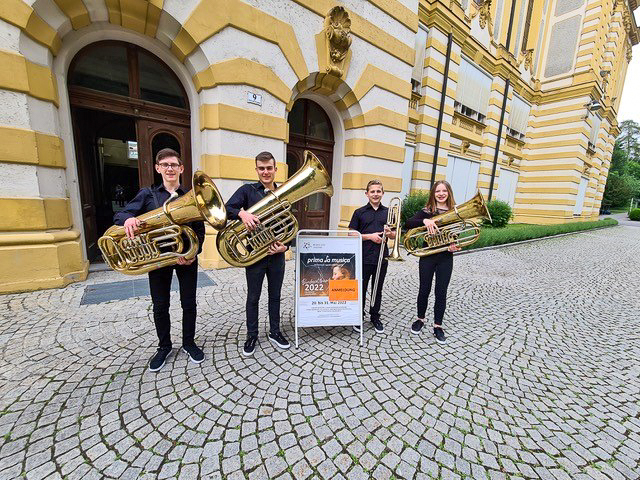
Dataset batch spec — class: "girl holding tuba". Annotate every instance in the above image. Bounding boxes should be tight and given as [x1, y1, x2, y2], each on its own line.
[405, 181, 461, 343]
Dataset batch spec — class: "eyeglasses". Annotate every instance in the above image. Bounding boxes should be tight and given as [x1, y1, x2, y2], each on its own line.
[157, 163, 181, 170]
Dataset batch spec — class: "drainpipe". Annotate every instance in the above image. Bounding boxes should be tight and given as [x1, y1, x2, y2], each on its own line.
[488, 0, 518, 201]
[430, 33, 453, 187]
[488, 78, 510, 201]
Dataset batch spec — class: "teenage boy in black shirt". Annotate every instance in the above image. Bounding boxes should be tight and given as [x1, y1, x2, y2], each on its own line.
[225, 151, 290, 356]
[114, 148, 205, 372]
[348, 179, 395, 334]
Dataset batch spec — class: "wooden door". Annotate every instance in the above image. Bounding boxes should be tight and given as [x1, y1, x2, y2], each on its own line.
[287, 137, 333, 230]
[71, 108, 99, 260]
[286, 99, 335, 230]
[136, 119, 191, 188]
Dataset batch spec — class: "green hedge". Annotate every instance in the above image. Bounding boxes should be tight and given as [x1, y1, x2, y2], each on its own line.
[400, 191, 429, 229]
[485, 200, 513, 228]
[464, 218, 619, 251]
[630, 208, 640, 221]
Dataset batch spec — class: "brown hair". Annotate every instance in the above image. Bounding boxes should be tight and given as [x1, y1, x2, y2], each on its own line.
[366, 179, 383, 192]
[255, 151, 276, 165]
[426, 180, 455, 213]
[155, 148, 182, 165]
[332, 265, 351, 280]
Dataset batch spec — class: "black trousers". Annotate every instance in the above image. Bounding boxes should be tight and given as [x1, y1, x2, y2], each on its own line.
[417, 252, 453, 325]
[362, 261, 388, 322]
[148, 260, 199, 349]
[245, 253, 285, 337]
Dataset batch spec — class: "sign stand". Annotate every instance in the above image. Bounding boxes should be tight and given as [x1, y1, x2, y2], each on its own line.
[294, 230, 363, 347]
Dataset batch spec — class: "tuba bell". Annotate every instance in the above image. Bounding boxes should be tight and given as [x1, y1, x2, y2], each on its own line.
[98, 172, 227, 274]
[403, 190, 492, 256]
[217, 150, 333, 267]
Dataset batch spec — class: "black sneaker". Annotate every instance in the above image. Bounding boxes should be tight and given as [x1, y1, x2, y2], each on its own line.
[371, 318, 384, 333]
[243, 336, 258, 357]
[149, 347, 171, 372]
[434, 326, 446, 343]
[268, 331, 290, 350]
[182, 344, 204, 364]
[411, 320, 424, 334]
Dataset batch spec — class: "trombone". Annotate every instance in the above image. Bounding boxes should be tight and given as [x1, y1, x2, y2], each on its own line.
[370, 196, 403, 307]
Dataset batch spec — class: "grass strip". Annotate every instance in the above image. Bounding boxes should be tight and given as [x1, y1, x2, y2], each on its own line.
[465, 218, 619, 250]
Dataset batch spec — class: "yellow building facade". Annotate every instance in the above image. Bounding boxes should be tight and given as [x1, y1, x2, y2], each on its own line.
[0, 0, 637, 293]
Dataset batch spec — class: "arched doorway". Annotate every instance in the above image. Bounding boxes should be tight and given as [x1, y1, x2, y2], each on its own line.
[286, 99, 334, 230]
[68, 41, 191, 261]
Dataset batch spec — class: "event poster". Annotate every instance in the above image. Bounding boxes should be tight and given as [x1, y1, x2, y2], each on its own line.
[296, 235, 361, 327]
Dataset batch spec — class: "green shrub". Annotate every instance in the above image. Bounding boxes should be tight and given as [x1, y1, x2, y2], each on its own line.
[629, 208, 640, 221]
[400, 191, 429, 229]
[485, 200, 512, 228]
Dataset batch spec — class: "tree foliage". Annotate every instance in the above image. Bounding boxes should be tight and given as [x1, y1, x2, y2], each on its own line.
[617, 120, 640, 161]
[604, 120, 640, 208]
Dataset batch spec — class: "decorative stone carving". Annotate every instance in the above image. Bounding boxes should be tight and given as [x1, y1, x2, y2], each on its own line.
[623, 9, 631, 34]
[471, 0, 493, 31]
[324, 7, 352, 77]
[518, 48, 534, 73]
[627, 43, 633, 62]
[600, 69, 610, 95]
[461, 141, 471, 154]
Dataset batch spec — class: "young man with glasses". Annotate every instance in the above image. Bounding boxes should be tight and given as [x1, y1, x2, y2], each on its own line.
[114, 148, 206, 371]
[224, 151, 290, 356]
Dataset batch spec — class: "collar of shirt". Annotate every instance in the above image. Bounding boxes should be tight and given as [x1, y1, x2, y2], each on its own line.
[365, 202, 386, 211]
[251, 181, 278, 196]
[154, 183, 185, 195]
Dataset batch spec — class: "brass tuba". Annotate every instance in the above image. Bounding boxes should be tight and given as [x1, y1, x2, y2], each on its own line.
[217, 150, 333, 267]
[98, 172, 227, 274]
[403, 190, 492, 256]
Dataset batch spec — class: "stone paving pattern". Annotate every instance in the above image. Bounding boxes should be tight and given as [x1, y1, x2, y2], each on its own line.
[0, 225, 639, 479]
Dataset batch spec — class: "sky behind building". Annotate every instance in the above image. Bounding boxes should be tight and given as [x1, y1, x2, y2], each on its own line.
[617, 11, 640, 126]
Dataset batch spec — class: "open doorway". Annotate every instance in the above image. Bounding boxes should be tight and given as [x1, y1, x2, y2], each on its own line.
[68, 41, 191, 261]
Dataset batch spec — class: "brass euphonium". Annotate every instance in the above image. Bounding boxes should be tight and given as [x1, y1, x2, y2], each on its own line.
[98, 172, 227, 274]
[403, 190, 492, 256]
[217, 150, 334, 267]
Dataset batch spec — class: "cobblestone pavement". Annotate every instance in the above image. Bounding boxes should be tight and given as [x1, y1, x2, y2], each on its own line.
[1, 226, 639, 480]
[607, 213, 640, 228]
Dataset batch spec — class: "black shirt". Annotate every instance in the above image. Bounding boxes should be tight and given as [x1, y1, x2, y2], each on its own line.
[225, 182, 277, 220]
[113, 184, 206, 254]
[349, 203, 389, 265]
[405, 207, 448, 229]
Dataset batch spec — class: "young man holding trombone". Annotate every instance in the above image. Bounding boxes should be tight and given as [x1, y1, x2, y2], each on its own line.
[348, 180, 398, 334]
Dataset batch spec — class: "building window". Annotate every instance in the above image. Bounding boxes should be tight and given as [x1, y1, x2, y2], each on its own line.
[411, 26, 428, 87]
[573, 177, 588, 215]
[454, 58, 492, 124]
[446, 155, 480, 203]
[521, 0, 534, 52]
[507, 94, 530, 141]
[588, 113, 601, 152]
[68, 42, 187, 109]
[401, 144, 416, 199]
[496, 168, 519, 206]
